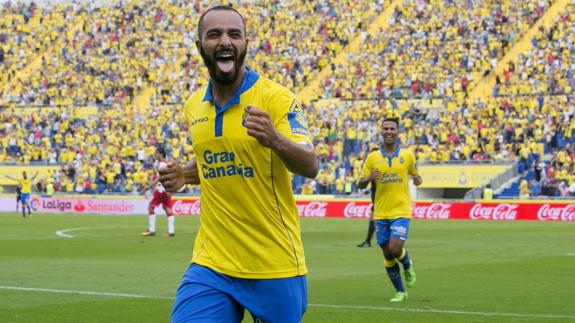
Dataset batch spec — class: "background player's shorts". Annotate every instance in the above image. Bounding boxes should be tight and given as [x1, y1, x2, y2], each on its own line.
[375, 218, 410, 246]
[172, 264, 307, 323]
[21, 193, 30, 205]
[149, 191, 171, 209]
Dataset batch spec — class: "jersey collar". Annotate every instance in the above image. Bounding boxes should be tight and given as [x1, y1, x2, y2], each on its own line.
[202, 66, 260, 113]
[380, 144, 400, 167]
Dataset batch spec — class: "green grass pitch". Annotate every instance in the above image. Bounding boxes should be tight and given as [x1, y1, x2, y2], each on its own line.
[0, 212, 574, 322]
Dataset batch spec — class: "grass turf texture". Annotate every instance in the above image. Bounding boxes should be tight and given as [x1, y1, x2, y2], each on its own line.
[0, 213, 574, 322]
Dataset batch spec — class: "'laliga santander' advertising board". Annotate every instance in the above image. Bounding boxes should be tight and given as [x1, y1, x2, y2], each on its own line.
[0, 195, 573, 221]
[172, 198, 575, 222]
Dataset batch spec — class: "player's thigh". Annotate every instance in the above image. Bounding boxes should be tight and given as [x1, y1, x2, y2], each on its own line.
[389, 218, 410, 242]
[149, 196, 161, 208]
[172, 267, 244, 323]
[375, 220, 392, 246]
[238, 276, 308, 323]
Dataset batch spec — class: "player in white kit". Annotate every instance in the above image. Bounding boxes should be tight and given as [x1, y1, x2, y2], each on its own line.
[141, 147, 175, 237]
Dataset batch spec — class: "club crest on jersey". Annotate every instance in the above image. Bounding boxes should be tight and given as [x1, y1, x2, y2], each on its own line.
[288, 99, 309, 136]
[241, 110, 248, 127]
[399, 157, 404, 164]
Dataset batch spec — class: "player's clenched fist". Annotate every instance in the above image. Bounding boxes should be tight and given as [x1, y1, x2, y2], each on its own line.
[244, 105, 279, 148]
[369, 169, 382, 181]
[158, 161, 185, 193]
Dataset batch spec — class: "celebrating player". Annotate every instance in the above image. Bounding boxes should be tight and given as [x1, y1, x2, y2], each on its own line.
[159, 6, 318, 322]
[357, 118, 423, 302]
[140, 147, 175, 237]
[6, 171, 39, 218]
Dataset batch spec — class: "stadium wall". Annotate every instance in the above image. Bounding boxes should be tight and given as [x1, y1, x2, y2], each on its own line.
[0, 195, 573, 222]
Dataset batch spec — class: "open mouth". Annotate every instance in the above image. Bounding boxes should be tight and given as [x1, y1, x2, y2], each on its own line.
[215, 52, 235, 73]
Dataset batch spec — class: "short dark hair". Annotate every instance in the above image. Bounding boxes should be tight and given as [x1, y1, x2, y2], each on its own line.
[383, 117, 399, 127]
[197, 5, 246, 40]
[156, 147, 166, 158]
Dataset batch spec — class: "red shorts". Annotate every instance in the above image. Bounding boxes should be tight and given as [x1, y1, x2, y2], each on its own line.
[150, 191, 172, 209]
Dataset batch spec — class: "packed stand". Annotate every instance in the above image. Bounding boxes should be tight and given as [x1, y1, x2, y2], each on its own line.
[315, 0, 553, 101]
[494, 3, 575, 97]
[151, 0, 387, 105]
[0, 104, 196, 195]
[0, 1, 83, 105]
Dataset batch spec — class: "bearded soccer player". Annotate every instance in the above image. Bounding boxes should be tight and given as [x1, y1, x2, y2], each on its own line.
[140, 147, 175, 237]
[6, 171, 39, 218]
[357, 118, 423, 302]
[158, 6, 318, 323]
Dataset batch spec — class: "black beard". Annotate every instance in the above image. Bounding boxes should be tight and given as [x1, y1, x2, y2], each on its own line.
[199, 45, 247, 86]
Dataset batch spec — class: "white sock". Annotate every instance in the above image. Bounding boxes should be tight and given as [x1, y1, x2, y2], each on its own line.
[168, 215, 175, 234]
[149, 214, 156, 233]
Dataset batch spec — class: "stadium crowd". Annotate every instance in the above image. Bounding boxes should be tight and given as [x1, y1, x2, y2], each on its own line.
[1, 0, 386, 107]
[1, 0, 574, 198]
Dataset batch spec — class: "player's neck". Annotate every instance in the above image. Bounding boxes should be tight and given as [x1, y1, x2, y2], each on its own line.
[383, 143, 397, 156]
[210, 66, 248, 107]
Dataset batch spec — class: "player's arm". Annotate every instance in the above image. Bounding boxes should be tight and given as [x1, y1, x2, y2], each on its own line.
[5, 175, 17, 181]
[244, 105, 318, 178]
[409, 154, 423, 186]
[158, 159, 200, 193]
[31, 171, 39, 180]
[139, 180, 158, 194]
[357, 170, 381, 189]
[357, 155, 380, 189]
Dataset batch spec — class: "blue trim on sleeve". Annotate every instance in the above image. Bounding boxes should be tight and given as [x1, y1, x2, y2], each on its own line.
[380, 145, 400, 168]
[202, 67, 260, 137]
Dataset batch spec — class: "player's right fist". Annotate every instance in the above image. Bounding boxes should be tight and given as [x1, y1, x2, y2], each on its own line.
[370, 169, 381, 180]
[158, 161, 185, 193]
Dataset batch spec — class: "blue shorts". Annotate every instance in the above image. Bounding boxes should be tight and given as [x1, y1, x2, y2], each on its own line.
[375, 218, 410, 246]
[172, 264, 307, 323]
[21, 193, 30, 205]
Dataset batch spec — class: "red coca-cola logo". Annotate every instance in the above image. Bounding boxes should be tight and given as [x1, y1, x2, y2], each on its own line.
[537, 204, 575, 221]
[297, 202, 327, 217]
[412, 203, 452, 219]
[469, 204, 517, 220]
[343, 202, 372, 218]
[74, 201, 86, 212]
[172, 200, 201, 215]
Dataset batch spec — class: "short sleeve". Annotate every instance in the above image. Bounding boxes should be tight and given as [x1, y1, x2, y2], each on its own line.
[360, 154, 373, 180]
[271, 90, 312, 146]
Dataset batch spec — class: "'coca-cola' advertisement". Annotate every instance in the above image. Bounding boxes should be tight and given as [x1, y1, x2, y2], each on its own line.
[0, 195, 572, 221]
[172, 198, 575, 222]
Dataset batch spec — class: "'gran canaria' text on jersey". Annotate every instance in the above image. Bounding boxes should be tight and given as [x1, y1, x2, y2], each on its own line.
[202, 149, 254, 179]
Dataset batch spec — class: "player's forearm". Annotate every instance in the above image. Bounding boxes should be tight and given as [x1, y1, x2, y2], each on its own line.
[271, 135, 318, 178]
[357, 177, 371, 189]
[183, 160, 200, 185]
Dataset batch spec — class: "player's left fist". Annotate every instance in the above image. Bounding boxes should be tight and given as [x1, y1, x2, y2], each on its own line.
[413, 176, 423, 187]
[244, 105, 279, 148]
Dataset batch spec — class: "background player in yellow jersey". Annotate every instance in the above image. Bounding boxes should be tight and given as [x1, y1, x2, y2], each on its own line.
[357, 118, 422, 302]
[158, 6, 318, 323]
[6, 171, 39, 218]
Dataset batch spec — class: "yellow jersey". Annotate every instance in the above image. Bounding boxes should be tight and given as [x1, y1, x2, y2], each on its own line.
[184, 68, 311, 279]
[360, 147, 418, 220]
[19, 178, 32, 193]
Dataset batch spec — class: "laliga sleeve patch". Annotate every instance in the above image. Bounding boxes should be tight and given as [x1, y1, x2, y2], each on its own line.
[288, 99, 309, 136]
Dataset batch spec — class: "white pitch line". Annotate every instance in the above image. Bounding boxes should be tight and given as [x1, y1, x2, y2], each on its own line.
[0, 286, 172, 300]
[310, 303, 575, 320]
[55, 225, 140, 238]
[55, 227, 87, 238]
[1, 286, 574, 320]
[567, 253, 575, 256]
